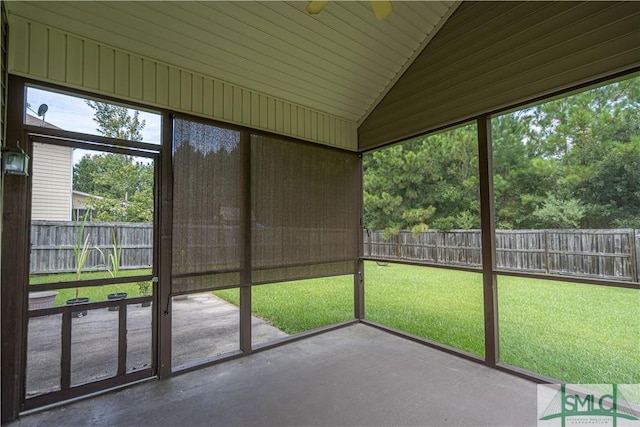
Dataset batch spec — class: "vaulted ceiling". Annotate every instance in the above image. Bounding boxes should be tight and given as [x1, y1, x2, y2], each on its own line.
[7, 1, 460, 124]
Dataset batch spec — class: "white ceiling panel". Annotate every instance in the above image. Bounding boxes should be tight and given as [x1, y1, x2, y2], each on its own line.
[7, 1, 459, 123]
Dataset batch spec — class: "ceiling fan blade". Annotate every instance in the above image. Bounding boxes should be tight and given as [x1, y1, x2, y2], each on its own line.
[306, 0, 331, 15]
[370, 0, 393, 20]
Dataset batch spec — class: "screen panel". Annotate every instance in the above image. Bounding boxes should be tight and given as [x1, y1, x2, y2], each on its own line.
[172, 118, 243, 293]
[251, 134, 359, 284]
[172, 122, 359, 293]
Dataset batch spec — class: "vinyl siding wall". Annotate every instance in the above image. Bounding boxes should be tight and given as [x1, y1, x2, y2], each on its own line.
[31, 142, 72, 221]
[8, 15, 357, 151]
[359, 1, 640, 150]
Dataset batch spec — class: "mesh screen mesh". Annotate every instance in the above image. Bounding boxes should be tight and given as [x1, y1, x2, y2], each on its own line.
[251, 135, 359, 283]
[172, 119, 243, 293]
[172, 119, 359, 294]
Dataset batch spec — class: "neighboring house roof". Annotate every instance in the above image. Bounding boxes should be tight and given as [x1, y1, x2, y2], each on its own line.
[72, 190, 103, 212]
[25, 113, 63, 130]
[72, 190, 103, 200]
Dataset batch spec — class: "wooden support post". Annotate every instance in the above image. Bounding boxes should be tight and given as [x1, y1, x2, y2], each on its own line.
[355, 259, 365, 320]
[355, 155, 365, 320]
[118, 304, 128, 377]
[157, 112, 173, 378]
[544, 230, 550, 275]
[631, 229, 639, 283]
[477, 115, 499, 366]
[61, 311, 72, 390]
[1, 75, 29, 423]
[239, 131, 252, 353]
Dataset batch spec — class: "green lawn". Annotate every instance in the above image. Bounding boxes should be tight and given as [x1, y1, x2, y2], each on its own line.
[32, 263, 639, 384]
[364, 262, 639, 384]
[364, 263, 485, 356]
[214, 276, 354, 336]
[215, 262, 639, 385]
[498, 274, 640, 385]
[29, 269, 152, 306]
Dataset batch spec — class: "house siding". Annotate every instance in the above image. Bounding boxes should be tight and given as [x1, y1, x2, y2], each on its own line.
[8, 15, 357, 151]
[359, 1, 640, 150]
[31, 142, 72, 221]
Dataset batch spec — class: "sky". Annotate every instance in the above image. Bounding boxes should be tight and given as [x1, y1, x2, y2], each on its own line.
[26, 87, 162, 164]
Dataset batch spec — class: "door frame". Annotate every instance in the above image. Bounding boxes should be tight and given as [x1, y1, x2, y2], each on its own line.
[21, 131, 161, 411]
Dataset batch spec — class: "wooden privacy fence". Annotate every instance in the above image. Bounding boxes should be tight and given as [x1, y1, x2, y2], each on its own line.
[364, 229, 640, 282]
[30, 221, 153, 274]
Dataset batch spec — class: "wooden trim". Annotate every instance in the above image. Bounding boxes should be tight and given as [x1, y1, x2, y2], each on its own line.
[354, 155, 365, 320]
[359, 321, 559, 384]
[22, 369, 153, 411]
[24, 125, 161, 153]
[171, 268, 241, 280]
[60, 311, 72, 390]
[360, 257, 638, 290]
[477, 115, 499, 366]
[151, 145, 161, 377]
[360, 320, 485, 364]
[239, 131, 252, 353]
[157, 111, 173, 378]
[495, 362, 559, 385]
[494, 269, 640, 290]
[28, 275, 153, 292]
[27, 133, 157, 159]
[1, 75, 29, 423]
[360, 257, 483, 274]
[354, 259, 365, 320]
[252, 320, 359, 353]
[27, 296, 153, 317]
[117, 305, 128, 376]
[250, 270, 355, 287]
[171, 350, 245, 376]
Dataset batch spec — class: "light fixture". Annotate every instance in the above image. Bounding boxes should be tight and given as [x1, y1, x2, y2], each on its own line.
[306, 0, 393, 20]
[2, 142, 30, 176]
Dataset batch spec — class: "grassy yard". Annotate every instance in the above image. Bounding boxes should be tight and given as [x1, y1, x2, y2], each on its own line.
[29, 269, 152, 306]
[498, 274, 639, 385]
[214, 276, 354, 336]
[215, 261, 639, 385]
[364, 262, 639, 385]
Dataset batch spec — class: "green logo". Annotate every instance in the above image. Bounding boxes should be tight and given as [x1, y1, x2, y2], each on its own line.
[539, 385, 639, 427]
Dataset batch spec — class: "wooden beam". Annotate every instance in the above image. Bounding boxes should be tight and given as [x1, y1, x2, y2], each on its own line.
[1, 75, 29, 422]
[239, 131, 252, 353]
[157, 112, 173, 378]
[477, 114, 499, 366]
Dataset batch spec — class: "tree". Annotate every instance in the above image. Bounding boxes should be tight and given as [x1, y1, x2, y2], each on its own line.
[363, 123, 480, 233]
[363, 75, 640, 232]
[577, 139, 640, 228]
[73, 103, 153, 222]
[74, 153, 154, 222]
[532, 194, 586, 228]
[85, 101, 145, 141]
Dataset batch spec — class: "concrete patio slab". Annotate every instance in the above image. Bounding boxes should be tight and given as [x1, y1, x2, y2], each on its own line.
[12, 324, 538, 427]
[25, 293, 287, 397]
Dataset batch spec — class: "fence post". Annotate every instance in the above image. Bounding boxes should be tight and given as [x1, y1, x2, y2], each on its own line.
[544, 230, 550, 275]
[632, 229, 639, 283]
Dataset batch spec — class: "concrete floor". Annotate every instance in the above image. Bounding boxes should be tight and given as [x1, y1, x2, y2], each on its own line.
[13, 324, 538, 427]
[25, 293, 288, 397]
